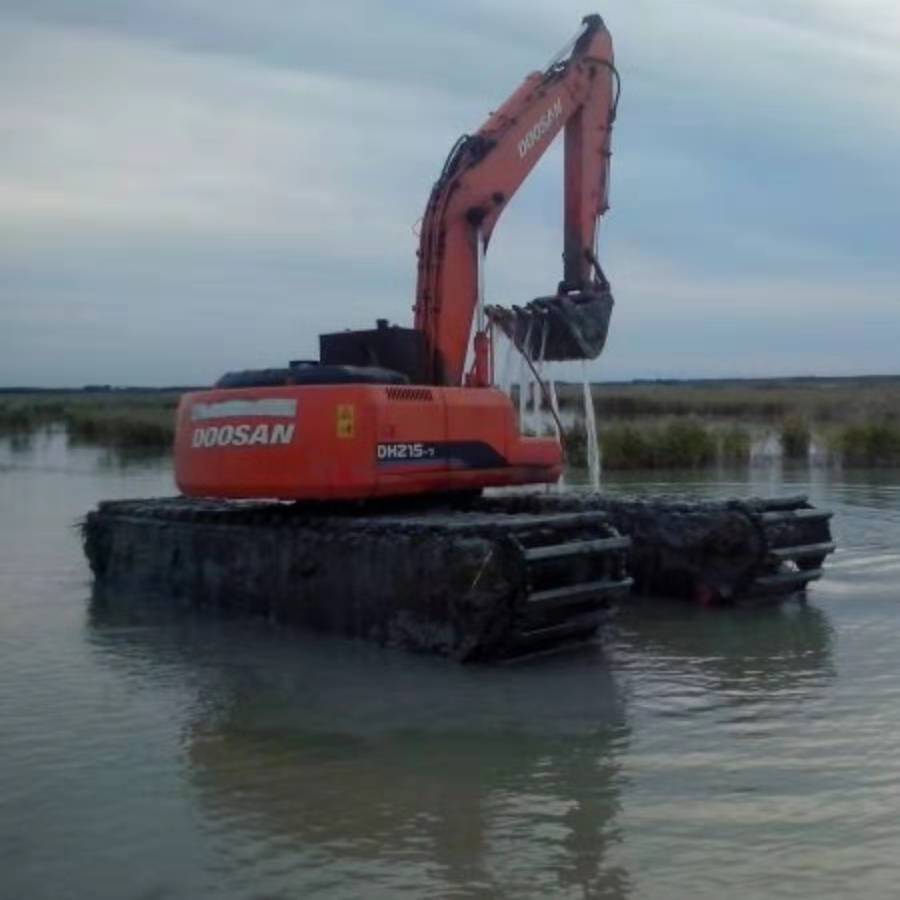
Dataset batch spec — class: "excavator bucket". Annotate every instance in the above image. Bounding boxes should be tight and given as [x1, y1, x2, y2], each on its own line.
[486, 290, 614, 362]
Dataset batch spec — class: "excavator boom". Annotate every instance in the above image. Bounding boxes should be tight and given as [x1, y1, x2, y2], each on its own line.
[414, 14, 619, 385]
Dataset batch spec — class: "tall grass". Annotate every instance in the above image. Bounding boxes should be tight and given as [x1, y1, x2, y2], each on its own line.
[719, 425, 752, 463]
[556, 377, 900, 469]
[780, 417, 810, 460]
[601, 420, 717, 469]
[0, 401, 62, 431]
[0, 392, 178, 452]
[64, 408, 174, 449]
[555, 378, 900, 428]
[565, 419, 746, 470]
[2, 379, 899, 468]
[834, 423, 900, 467]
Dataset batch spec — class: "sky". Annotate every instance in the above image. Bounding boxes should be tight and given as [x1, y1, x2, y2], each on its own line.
[1, 0, 898, 386]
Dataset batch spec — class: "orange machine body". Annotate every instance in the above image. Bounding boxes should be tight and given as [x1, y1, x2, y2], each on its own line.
[176, 385, 562, 500]
[174, 15, 616, 502]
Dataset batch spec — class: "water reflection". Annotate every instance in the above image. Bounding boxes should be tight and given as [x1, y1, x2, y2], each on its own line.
[65, 434, 170, 471]
[88, 595, 632, 897]
[615, 600, 835, 695]
[1, 430, 36, 455]
[7, 432, 899, 899]
[82, 547, 839, 895]
[831, 473, 900, 519]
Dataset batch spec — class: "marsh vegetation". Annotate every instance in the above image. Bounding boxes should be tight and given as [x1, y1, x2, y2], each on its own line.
[550, 376, 900, 469]
[0, 390, 178, 453]
[2, 376, 898, 468]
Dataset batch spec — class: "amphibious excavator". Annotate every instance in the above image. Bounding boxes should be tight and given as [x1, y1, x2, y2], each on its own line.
[84, 15, 835, 660]
[176, 14, 619, 501]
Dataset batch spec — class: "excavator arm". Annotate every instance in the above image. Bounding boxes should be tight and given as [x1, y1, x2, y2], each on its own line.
[414, 14, 620, 386]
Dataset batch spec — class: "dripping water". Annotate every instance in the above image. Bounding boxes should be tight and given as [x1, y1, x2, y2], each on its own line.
[535, 319, 566, 492]
[495, 331, 516, 399]
[582, 361, 601, 489]
[547, 375, 561, 444]
[530, 319, 550, 437]
[494, 322, 560, 452]
[518, 320, 534, 433]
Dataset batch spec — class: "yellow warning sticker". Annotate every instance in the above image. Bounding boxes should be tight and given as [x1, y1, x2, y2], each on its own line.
[336, 404, 355, 438]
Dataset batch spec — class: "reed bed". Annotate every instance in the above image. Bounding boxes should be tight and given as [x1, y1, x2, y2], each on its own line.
[556, 377, 900, 469]
[554, 377, 900, 427]
[0, 391, 179, 452]
[2, 378, 899, 467]
[64, 408, 175, 449]
[833, 422, 900, 467]
[566, 419, 742, 470]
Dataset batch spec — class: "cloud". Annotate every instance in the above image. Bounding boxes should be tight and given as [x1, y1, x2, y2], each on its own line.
[0, 1, 898, 385]
[0, 19, 455, 241]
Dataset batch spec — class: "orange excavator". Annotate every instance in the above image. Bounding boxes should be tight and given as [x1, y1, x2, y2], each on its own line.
[175, 14, 619, 501]
[86, 14, 836, 660]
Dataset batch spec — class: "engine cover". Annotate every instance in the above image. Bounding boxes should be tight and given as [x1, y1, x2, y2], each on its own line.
[175, 384, 562, 500]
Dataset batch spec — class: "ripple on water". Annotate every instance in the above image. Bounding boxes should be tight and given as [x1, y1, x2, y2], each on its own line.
[3, 438, 900, 898]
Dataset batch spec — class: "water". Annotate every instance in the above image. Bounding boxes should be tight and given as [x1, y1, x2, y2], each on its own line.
[547, 377, 562, 444]
[517, 323, 533, 434]
[496, 326, 559, 441]
[582, 365, 602, 490]
[2, 432, 900, 899]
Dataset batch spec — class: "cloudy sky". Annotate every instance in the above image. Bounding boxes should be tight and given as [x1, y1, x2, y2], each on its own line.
[2, 0, 898, 386]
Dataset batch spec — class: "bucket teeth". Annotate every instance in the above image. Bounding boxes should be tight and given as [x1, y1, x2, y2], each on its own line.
[486, 289, 614, 361]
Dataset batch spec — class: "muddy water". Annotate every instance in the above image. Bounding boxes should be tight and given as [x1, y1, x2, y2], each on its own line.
[2, 432, 899, 899]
